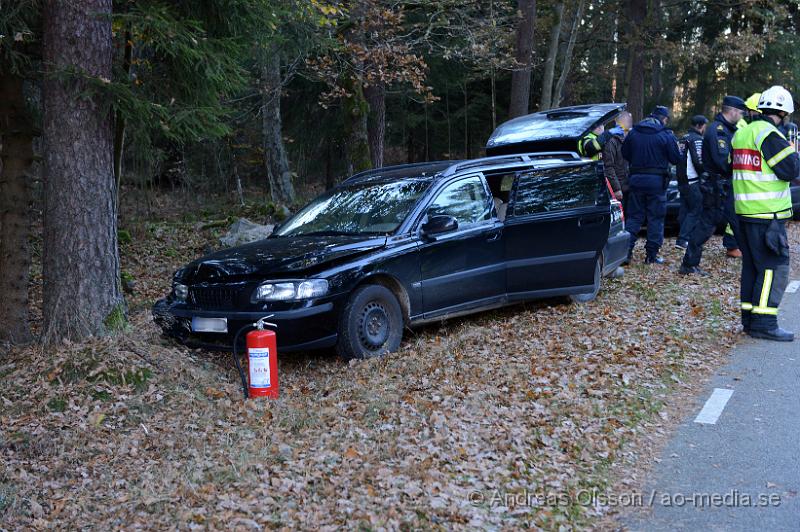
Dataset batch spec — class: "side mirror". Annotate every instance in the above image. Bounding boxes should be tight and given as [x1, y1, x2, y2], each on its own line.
[421, 214, 458, 239]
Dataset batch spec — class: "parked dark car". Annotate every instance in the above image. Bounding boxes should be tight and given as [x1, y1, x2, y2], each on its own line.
[154, 152, 627, 359]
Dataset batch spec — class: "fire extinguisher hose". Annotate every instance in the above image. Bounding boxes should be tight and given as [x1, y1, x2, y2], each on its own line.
[232, 324, 254, 400]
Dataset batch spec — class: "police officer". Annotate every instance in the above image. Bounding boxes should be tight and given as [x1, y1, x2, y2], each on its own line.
[679, 96, 746, 274]
[621, 106, 682, 264]
[675, 115, 708, 249]
[732, 86, 800, 341]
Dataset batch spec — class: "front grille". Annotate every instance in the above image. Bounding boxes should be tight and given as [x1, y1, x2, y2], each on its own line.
[190, 286, 239, 309]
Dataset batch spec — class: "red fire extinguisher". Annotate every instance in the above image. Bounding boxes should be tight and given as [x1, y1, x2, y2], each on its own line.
[233, 316, 279, 399]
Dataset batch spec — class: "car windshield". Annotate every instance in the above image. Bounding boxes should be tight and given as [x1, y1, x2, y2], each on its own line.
[274, 179, 430, 237]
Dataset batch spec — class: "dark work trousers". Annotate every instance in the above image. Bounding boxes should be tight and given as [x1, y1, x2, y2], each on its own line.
[738, 217, 790, 331]
[626, 187, 667, 258]
[721, 182, 740, 250]
[682, 178, 740, 268]
[677, 182, 702, 244]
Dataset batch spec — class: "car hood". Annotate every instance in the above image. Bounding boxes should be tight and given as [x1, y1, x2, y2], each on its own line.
[180, 235, 388, 283]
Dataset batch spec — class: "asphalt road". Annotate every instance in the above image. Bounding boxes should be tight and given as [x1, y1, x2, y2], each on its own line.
[626, 282, 800, 531]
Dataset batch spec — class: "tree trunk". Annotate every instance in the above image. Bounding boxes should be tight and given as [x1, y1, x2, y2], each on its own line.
[342, 76, 371, 175]
[539, 1, 564, 110]
[0, 72, 34, 345]
[490, 68, 496, 129]
[42, 0, 123, 343]
[261, 51, 296, 205]
[552, 0, 585, 108]
[463, 79, 469, 159]
[508, 0, 537, 118]
[614, 3, 629, 102]
[113, 26, 132, 211]
[625, 0, 647, 122]
[364, 82, 385, 168]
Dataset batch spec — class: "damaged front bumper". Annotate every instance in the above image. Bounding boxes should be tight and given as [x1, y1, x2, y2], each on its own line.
[152, 298, 339, 352]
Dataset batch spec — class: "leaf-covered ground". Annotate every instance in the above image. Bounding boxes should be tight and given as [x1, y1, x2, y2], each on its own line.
[4, 202, 796, 529]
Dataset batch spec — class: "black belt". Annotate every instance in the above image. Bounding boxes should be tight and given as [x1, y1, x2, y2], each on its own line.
[630, 166, 669, 176]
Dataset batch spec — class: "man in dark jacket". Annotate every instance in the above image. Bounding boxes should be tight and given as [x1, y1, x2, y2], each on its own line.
[680, 96, 746, 274]
[602, 111, 632, 201]
[621, 106, 683, 264]
[675, 115, 708, 249]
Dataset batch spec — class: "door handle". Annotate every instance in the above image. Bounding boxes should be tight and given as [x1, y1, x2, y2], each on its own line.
[578, 215, 605, 228]
[486, 230, 501, 242]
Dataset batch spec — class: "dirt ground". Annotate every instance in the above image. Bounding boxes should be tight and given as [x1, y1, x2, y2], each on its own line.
[4, 197, 796, 530]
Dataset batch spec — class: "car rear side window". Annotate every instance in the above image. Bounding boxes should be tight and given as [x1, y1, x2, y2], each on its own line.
[428, 176, 492, 227]
[512, 165, 600, 216]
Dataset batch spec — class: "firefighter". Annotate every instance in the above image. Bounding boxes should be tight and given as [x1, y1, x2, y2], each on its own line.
[679, 96, 746, 274]
[578, 124, 607, 160]
[737, 92, 762, 128]
[733, 86, 800, 341]
[675, 115, 708, 249]
[621, 105, 682, 264]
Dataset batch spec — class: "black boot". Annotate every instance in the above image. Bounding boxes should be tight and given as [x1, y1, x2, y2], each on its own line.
[748, 327, 794, 342]
[645, 255, 664, 265]
[679, 264, 708, 276]
[741, 311, 751, 334]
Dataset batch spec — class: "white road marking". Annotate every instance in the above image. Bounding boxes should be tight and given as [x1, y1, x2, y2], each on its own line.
[694, 388, 734, 425]
[785, 280, 800, 293]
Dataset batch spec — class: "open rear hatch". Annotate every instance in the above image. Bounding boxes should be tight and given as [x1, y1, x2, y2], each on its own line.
[485, 103, 626, 156]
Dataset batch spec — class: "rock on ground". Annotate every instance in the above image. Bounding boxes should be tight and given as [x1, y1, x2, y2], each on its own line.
[220, 218, 274, 247]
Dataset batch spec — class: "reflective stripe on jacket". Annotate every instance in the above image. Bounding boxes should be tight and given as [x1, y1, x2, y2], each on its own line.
[731, 120, 793, 219]
[578, 132, 601, 160]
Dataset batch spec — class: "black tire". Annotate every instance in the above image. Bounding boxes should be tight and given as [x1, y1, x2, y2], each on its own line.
[570, 257, 602, 304]
[335, 284, 404, 360]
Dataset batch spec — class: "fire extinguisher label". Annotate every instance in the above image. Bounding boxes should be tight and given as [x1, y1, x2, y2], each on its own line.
[248, 348, 271, 388]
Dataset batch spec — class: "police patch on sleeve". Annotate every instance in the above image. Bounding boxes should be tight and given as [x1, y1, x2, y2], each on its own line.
[718, 139, 728, 150]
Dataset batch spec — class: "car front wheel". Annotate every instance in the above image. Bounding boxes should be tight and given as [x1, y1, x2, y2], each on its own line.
[336, 284, 404, 360]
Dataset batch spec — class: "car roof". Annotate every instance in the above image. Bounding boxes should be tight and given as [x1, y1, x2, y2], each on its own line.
[342, 152, 590, 187]
[344, 161, 457, 185]
[486, 103, 626, 152]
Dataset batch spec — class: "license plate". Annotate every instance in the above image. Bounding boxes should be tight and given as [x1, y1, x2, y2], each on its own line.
[191, 317, 228, 333]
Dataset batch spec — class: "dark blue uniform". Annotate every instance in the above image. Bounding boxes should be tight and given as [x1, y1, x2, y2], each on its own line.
[676, 129, 704, 246]
[621, 116, 682, 261]
[682, 113, 739, 269]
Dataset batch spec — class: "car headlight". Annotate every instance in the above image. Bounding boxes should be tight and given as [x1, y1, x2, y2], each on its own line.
[173, 283, 188, 301]
[252, 279, 328, 302]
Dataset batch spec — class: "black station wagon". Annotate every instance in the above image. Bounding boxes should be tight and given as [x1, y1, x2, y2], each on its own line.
[154, 150, 628, 359]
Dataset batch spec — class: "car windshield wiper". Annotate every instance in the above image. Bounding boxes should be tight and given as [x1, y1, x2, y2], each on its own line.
[288, 230, 361, 237]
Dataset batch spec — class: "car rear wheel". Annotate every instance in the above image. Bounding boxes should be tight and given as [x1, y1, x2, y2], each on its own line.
[570, 256, 601, 304]
[336, 284, 404, 360]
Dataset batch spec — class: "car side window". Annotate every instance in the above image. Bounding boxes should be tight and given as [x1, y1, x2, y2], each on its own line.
[512, 165, 599, 216]
[427, 176, 492, 227]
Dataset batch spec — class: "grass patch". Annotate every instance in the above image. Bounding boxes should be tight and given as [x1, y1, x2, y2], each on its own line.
[104, 304, 128, 333]
[50, 357, 151, 392]
[0, 480, 16, 516]
[47, 397, 67, 412]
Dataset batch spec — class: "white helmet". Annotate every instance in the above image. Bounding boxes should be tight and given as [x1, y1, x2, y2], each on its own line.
[758, 85, 795, 114]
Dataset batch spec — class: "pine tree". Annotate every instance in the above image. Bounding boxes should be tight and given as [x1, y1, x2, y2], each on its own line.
[41, 0, 123, 342]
